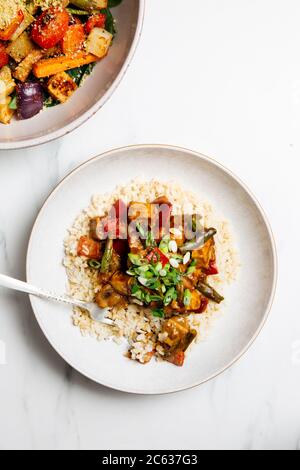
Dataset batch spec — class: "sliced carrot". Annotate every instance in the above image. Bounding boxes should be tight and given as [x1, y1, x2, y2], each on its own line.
[0, 10, 24, 41]
[32, 52, 98, 78]
[61, 24, 85, 55]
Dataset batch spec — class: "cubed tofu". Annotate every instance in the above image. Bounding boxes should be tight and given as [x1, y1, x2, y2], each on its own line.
[85, 28, 113, 59]
[13, 49, 44, 82]
[9, 11, 35, 42]
[0, 96, 15, 124]
[0, 66, 15, 97]
[47, 72, 77, 103]
[6, 32, 35, 63]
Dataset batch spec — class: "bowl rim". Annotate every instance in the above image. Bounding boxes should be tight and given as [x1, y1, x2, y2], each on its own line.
[26, 144, 278, 395]
[0, 1, 146, 151]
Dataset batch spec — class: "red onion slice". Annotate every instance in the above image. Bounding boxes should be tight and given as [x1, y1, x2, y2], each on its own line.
[17, 82, 44, 120]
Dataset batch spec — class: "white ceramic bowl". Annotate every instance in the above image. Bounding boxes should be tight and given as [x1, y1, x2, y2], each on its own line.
[26, 145, 277, 394]
[0, 1, 144, 150]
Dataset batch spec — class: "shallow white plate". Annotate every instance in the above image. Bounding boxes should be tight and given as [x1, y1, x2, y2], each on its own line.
[0, 1, 144, 150]
[26, 145, 277, 394]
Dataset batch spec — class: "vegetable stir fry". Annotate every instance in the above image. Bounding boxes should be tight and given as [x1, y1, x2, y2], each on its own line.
[0, 0, 122, 124]
[77, 196, 225, 367]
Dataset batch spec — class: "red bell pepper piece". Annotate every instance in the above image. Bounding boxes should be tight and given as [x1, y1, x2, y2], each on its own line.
[204, 260, 219, 275]
[0, 43, 9, 68]
[31, 7, 69, 49]
[146, 248, 169, 267]
[113, 239, 129, 257]
[0, 10, 24, 41]
[193, 296, 209, 314]
[166, 350, 185, 367]
[77, 236, 101, 259]
[105, 199, 127, 239]
[85, 13, 106, 34]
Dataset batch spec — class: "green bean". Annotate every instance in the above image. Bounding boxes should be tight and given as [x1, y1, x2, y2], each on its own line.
[70, 0, 103, 12]
[67, 8, 90, 15]
[101, 239, 113, 273]
[180, 228, 217, 254]
[197, 282, 224, 304]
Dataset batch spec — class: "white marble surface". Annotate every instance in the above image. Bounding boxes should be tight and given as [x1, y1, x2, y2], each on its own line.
[0, 0, 299, 450]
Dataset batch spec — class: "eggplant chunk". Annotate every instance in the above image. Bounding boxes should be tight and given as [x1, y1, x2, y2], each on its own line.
[161, 317, 197, 352]
[160, 316, 197, 367]
[110, 272, 132, 296]
[165, 350, 185, 367]
[95, 284, 123, 309]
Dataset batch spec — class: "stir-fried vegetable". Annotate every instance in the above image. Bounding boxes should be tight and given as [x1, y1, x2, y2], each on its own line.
[31, 7, 70, 49]
[85, 13, 106, 33]
[16, 82, 43, 119]
[101, 238, 113, 273]
[71, 0, 108, 12]
[180, 228, 217, 254]
[76, 194, 223, 367]
[197, 281, 224, 304]
[0, 0, 122, 124]
[0, 44, 9, 68]
[0, 10, 24, 41]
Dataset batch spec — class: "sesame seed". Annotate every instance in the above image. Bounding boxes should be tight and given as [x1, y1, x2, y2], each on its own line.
[170, 258, 179, 268]
[168, 240, 178, 253]
[183, 252, 191, 265]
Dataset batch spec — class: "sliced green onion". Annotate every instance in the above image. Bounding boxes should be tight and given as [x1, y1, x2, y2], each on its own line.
[9, 95, 17, 110]
[126, 269, 136, 276]
[136, 222, 146, 238]
[187, 266, 196, 274]
[146, 279, 161, 290]
[164, 287, 177, 306]
[88, 259, 101, 269]
[136, 264, 149, 274]
[183, 289, 192, 307]
[149, 294, 163, 302]
[146, 231, 156, 248]
[128, 253, 143, 266]
[152, 308, 165, 318]
[144, 271, 154, 279]
[155, 262, 163, 272]
[159, 236, 170, 254]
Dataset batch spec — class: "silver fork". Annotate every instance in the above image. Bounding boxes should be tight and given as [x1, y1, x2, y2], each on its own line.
[0, 274, 114, 326]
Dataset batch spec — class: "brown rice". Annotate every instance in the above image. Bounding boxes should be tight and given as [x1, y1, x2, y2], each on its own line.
[63, 179, 238, 363]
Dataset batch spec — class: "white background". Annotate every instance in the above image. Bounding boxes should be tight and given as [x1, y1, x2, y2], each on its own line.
[0, 0, 300, 450]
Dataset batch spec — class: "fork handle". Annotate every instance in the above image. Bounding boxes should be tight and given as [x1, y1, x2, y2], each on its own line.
[0, 274, 86, 309]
